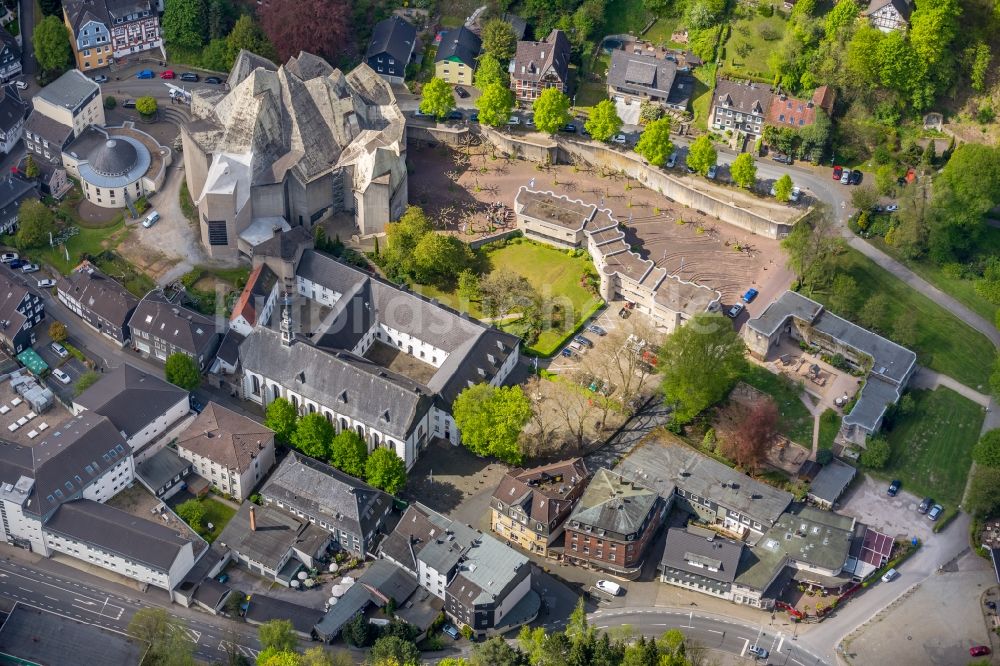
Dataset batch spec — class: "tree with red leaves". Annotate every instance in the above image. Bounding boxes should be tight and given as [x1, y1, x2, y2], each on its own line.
[721, 398, 778, 472]
[257, 0, 351, 64]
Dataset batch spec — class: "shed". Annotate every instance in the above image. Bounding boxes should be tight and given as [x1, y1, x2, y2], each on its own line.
[807, 459, 857, 509]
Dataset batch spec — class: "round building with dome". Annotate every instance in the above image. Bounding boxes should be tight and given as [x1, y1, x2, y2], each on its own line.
[62, 125, 171, 209]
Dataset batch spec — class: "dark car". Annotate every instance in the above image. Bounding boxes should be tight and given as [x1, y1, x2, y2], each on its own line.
[574, 335, 594, 348]
[927, 503, 943, 521]
[136, 69, 154, 79]
[189, 395, 204, 414]
[180, 72, 199, 82]
[772, 153, 792, 164]
[918, 497, 933, 514]
[454, 86, 469, 98]
[985, 600, 997, 610]
[122, 99, 136, 108]
[469, 112, 479, 123]
[446, 110, 464, 121]
[205, 76, 222, 84]
[887, 479, 901, 496]
[8, 259, 24, 269]
[587, 324, 606, 336]
[560, 123, 577, 133]
[850, 169, 863, 185]
[561, 347, 576, 358]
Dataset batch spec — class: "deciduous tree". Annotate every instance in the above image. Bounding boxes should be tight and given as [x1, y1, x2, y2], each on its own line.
[369, 636, 420, 666]
[480, 18, 517, 61]
[259, 620, 297, 653]
[452, 384, 531, 463]
[292, 413, 334, 460]
[721, 398, 778, 471]
[420, 77, 456, 120]
[973, 430, 1000, 468]
[412, 233, 472, 285]
[773, 174, 794, 202]
[265, 397, 298, 443]
[478, 271, 538, 321]
[634, 117, 673, 166]
[781, 205, 841, 291]
[850, 185, 878, 212]
[226, 14, 278, 65]
[136, 96, 158, 117]
[258, 0, 350, 62]
[162, 0, 205, 50]
[15, 200, 56, 250]
[828, 274, 860, 318]
[164, 352, 201, 390]
[584, 99, 623, 142]
[474, 53, 508, 89]
[34, 15, 72, 75]
[858, 292, 892, 333]
[859, 436, 891, 468]
[685, 135, 717, 176]
[176, 499, 205, 532]
[730, 153, 757, 189]
[470, 637, 525, 666]
[532, 88, 572, 134]
[967, 466, 1000, 517]
[23, 155, 39, 179]
[48, 321, 67, 343]
[824, 0, 859, 38]
[128, 608, 195, 666]
[365, 448, 407, 494]
[476, 82, 515, 128]
[329, 430, 368, 478]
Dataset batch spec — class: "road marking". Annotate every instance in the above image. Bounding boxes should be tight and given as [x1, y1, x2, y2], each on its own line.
[739, 639, 749, 657]
[218, 641, 259, 658]
[17, 587, 31, 592]
[777, 634, 785, 652]
[705, 629, 723, 634]
[43, 596, 58, 602]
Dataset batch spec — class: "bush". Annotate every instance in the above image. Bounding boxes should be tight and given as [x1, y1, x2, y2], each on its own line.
[859, 437, 890, 469]
[135, 96, 157, 117]
[104, 95, 116, 110]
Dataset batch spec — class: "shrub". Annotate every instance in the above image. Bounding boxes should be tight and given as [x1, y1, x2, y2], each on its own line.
[859, 437, 890, 469]
[104, 95, 116, 110]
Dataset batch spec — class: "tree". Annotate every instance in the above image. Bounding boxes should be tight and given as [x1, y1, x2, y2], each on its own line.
[478, 271, 538, 321]
[634, 117, 673, 166]
[412, 233, 471, 285]
[476, 82, 515, 128]
[265, 397, 299, 443]
[659, 312, 746, 425]
[369, 636, 420, 666]
[973, 430, 1000, 468]
[23, 155, 39, 180]
[481, 18, 517, 61]
[258, 0, 350, 63]
[14, 200, 56, 250]
[457, 270, 480, 302]
[928, 144, 1000, 262]
[259, 620, 297, 654]
[420, 77, 456, 120]
[452, 384, 532, 463]
[781, 206, 841, 291]
[303, 648, 353, 666]
[329, 430, 368, 478]
[828, 275, 860, 318]
[565, 598, 592, 645]
[824, 0, 859, 38]
[164, 352, 201, 390]
[858, 292, 891, 333]
[258, 649, 302, 666]
[162, 0, 205, 50]
[532, 88, 572, 134]
[292, 413, 334, 459]
[383, 206, 432, 276]
[967, 466, 1000, 518]
[969, 41, 991, 92]
[470, 637, 525, 666]
[128, 608, 195, 666]
[850, 185, 879, 212]
[135, 96, 158, 117]
[341, 613, 371, 648]
[104, 95, 117, 110]
[685, 136, 717, 176]
[176, 499, 206, 532]
[859, 436, 891, 469]
[584, 100, 623, 142]
[34, 15, 72, 75]
[773, 174, 794, 203]
[226, 15, 278, 65]
[365, 448, 407, 494]
[730, 153, 757, 189]
[475, 53, 508, 89]
[48, 321, 67, 343]
[721, 399, 777, 472]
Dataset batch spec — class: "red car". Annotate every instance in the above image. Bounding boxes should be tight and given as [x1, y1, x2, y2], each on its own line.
[160, 70, 175, 79]
[970, 646, 991, 657]
[833, 165, 843, 180]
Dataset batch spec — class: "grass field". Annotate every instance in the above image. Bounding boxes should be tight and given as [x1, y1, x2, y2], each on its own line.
[416, 239, 603, 356]
[691, 62, 717, 130]
[878, 388, 984, 507]
[806, 246, 997, 390]
[818, 408, 841, 451]
[36, 221, 131, 275]
[719, 13, 788, 82]
[741, 364, 814, 446]
[601, 0, 656, 35]
[198, 497, 237, 544]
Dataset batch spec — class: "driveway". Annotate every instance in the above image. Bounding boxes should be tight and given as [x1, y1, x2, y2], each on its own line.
[837, 474, 936, 542]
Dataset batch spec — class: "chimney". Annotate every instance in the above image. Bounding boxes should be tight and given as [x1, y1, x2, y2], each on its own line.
[249, 505, 257, 531]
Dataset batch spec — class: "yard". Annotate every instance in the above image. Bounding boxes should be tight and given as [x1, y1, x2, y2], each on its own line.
[807, 246, 997, 390]
[740, 364, 814, 446]
[36, 220, 131, 275]
[719, 11, 789, 83]
[818, 409, 840, 451]
[877, 388, 984, 508]
[173, 495, 237, 544]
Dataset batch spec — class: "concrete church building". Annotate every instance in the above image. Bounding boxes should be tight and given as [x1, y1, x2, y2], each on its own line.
[181, 50, 408, 259]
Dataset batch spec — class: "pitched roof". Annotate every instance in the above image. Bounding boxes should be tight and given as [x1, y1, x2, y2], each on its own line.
[63, 0, 111, 33]
[0, 176, 37, 231]
[260, 452, 391, 540]
[863, 0, 912, 19]
[135, 446, 191, 492]
[24, 112, 73, 153]
[128, 291, 218, 356]
[57, 263, 138, 329]
[501, 13, 528, 40]
[660, 527, 745, 583]
[435, 26, 482, 68]
[217, 502, 330, 572]
[73, 363, 188, 440]
[807, 459, 857, 505]
[230, 263, 278, 327]
[567, 468, 660, 536]
[607, 49, 677, 98]
[176, 402, 273, 473]
[0, 84, 26, 134]
[511, 30, 571, 84]
[713, 79, 773, 116]
[34, 69, 99, 112]
[491, 458, 589, 525]
[366, 16, 417, 64]
[0, 271, 27, 339]
[765, 92, 817, 128]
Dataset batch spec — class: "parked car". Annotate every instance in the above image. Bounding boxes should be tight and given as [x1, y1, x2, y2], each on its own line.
[561, 347, 576, 358]
[524, 115, 535, 127]
[205, 76, 222, 84]
[93, 75, 109, 84]
[20, 263, 38, 273]
[666, 152, 678, 168]
[918, 497, 933, 514]
[136, 69, 154, 79]
[507, 115, 520, 126]
[833, 165, 844, 180]
[560, 123, 577, 133]
[986, 600, 997, 610]
[881, 568, 899, 583]
[51, 342, 69, 359]
[850, 169, 863, 185]
[0, 252, 18, 263]
[747, 645, 769, 660]
[772, 153, 792, 164]
[727, 303, 745, 318]
[789, 186, 802, 203]
[122, 99, 136, 108]
[37, 279, 56, 288]
[595, 580, 622, 596]
[706, 165, 718, 179]
[446, 110, 463, 121]
[742, 288, 759, 303]
[442, 624, 461, 640]
[840, 169, 851, 185]
[886, 204, 899, 212]
[927, 503, 943, 521]
[142, 211, 160, 228]
[160, 70, 175, 79]
[8, 259, 24, 269]
[574, 335, 594, 348]
[887, 479, 901, 496]
[13, 80, 27, 90]
[216, 573, 229, 584]
[970, 646, 991, 657]
[454, 85, 469, 98]
[587, 324, 606, 336]
[52, 368, 71, 384]
[618, 307, 630, 319]
[611, 133, 627, 145]
[189, 395, 204, 413]
[469, 112, 479, 123]
[180, 72, 199, 82]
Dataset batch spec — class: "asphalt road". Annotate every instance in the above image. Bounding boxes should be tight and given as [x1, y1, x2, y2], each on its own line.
[18, 0, 35, 77]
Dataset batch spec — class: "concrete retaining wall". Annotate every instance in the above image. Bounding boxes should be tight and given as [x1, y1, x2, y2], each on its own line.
[406, 123, 472, 147]
[479, 126, 558, 164]
[469, 229, 521, 249]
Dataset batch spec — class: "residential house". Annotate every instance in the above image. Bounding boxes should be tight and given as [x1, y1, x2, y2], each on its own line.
[175, 402, 276, 501]
[563, 469, 666, 578]
[501, 13, 527, 40]
[366, 16, 417, 84]
[658, 526, 745, 602]
[862, 0, 912, 31]
[0, 175, 38, 236]
[63, 0, 163, 72]
[0, 83, 27, 154]
[711, 79, 772, 138]
[127, 291, 220, 369]
[510, 30, 571, 103]
[0, 29, 21, 83]
[260, 451, 392, 558]
[134, 447, 192, 499]
[228, 263, 278, 337]
[490, 458, 589, 557]
[0, 271, 44, 354]
[606, 49, 694, 111]
[379, 502, 539, 638]
[743, 291, 917, 445]
[24, 70, 104, 162]
[434, 26, 481, 85]
[71, 362, 189, 456]
[56, 262, 138, 346]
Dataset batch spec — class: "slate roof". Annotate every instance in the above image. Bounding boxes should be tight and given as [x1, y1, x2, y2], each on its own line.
[129, 291, 218, 357]
[366, 16, 417, 64]
[512, 30, 571, 84]
[660, 527, 744, 583]
[0, 176, 37, 231]
[244, 594, 323, 635]
[567, 468, 660, 537]
[0, 271, 27, 338]
[45, 499, 193, 572]
[34, 69, 99, 113]
[501, 13, 528, 40]
[176, 402, 273, 473]
[435, 26, 481, 68]
[135, 446, 191, 492]
[261, 452, 391, 540]
[230, 264, 277, 328]
[807, 459, 856, 506]
[491, 458, 589, 525]
[360, 557, 419, 607]
[0, 84, 26, 135]
[863, 0, 912, 19]
[74, 363, 187, 440]
[447, 531, 531, 605]
[713, 79, 772, 116]
[214, 328, 245, 370]
[0, 604, 147, 666]
[192, 578, 230, 610]
[313, 583, 373, 640]
[607, 49, 677, 98]
[25, 112, 73, 153]
[217, 502, 330, 572]
[253, 225, 312, 261]
[57, 263, 138, 330]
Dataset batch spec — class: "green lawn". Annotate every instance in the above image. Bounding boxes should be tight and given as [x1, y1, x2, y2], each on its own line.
[878, 388, 984, 507]
[643, 17, 685, 46]
[36, 221, 131, 275]
[691, 62, 717, 131]
[197, 497, 237, 544]
[741, 364, 814, 446]
[719, 13, 788, 83]
[818, 409, 841, 451]
[807, 246, 997, 390]
[601, 0, 656, 35]
[415, 239, 603, 356]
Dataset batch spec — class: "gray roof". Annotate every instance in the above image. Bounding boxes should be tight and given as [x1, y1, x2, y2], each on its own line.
[74, 363, 188, 440]
[254, 225, 312, 261]
[0, 604, 147, 666]
[217, 502, 330, 571]
[135, 447, 191, 492]
[215, 328, 245, 368]
[618, 438, 793, 529]
[360, 557, 419, 607]
[0, 176, 37, 230]
[808, 459, 857, 505]
[366, 16, 417, 64]
[607, 49, 677, 98]
[44, 499, 193, 572]
[436, 26, 481, 68]
[660, 527, 744, 583]
[35, 69, 99, 113]
[176, 402, 273, 473]
[313, 583, 373, 639]
[260, 452, 391, 541]
[245, 594, 322, 635]
[129, 291, 218, 357]
[57, 264, 138, 329]
[667, 74, 695, 108]
[192, 578, 231, 609]
[0, 85, 27, 134]
[713, 78, 772, 116]
[747, 290, 822, 338]
[89, 138, 137, 175]
[512, 30, 571, 85]
[447, 529, 531, 605]
[25, 112, 73, 153]
[501, 13, 528, 40]
[0, 30, 20, 61]
[567, 468, 660, 537]
[74, 134, 150, 189]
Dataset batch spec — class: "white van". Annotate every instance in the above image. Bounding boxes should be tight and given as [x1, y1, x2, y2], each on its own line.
[142, 211, 160, 228]
[881, 568, 899, 583]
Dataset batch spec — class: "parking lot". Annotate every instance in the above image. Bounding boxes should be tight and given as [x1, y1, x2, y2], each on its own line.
[34, 337, 90, 404]
[836, 474, 938, 543]
[0, 378, 72, 446]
